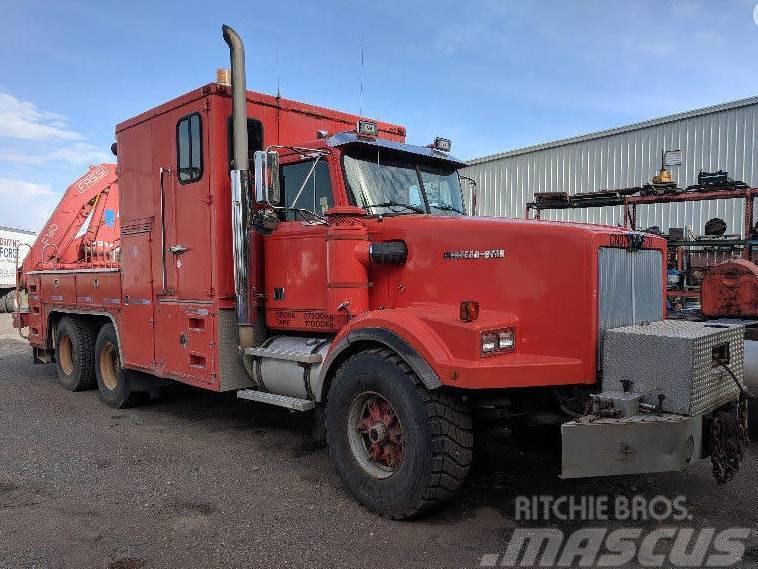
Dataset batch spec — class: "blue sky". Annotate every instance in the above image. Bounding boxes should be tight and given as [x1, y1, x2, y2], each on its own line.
[1, 0, 758, 230]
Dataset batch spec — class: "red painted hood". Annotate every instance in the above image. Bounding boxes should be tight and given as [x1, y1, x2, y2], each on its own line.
[363, 215, 665, 385]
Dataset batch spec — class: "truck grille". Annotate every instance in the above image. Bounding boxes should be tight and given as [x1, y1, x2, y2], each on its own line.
[598, 248, 663, 360]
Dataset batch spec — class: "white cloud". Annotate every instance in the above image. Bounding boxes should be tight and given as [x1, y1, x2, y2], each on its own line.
[0, 178, 60, 231]
[0, 92, 112, 231]
[0, 93, 84, 141]
[0, 92, 111, 166]
[0, 141, 111, 167]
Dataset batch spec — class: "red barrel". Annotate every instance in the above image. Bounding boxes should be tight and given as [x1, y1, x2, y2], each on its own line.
[701, 259, 758, 318]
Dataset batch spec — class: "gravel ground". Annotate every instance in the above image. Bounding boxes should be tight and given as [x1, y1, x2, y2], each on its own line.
[1, 313, 757, 568]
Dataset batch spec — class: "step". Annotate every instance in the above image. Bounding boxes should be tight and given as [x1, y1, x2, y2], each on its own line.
[242, 346, 323, 364]
[237, 389, 315, 412]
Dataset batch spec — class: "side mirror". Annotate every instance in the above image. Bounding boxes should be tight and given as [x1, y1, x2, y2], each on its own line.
[254, 150, 281, 204]
[459, 175, 477, 216]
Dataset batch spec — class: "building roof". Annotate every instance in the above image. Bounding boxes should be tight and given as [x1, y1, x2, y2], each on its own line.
[0, 225, 36, 235]
[467, 94, 758, 166]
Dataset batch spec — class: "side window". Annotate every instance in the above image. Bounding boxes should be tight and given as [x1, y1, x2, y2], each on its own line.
[227, 117, 264, 170]
[280, 160, 333, 220]
[177, 113, 203, 184]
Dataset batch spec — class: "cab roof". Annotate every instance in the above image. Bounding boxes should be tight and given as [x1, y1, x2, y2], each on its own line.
[326, 132, 467, 169]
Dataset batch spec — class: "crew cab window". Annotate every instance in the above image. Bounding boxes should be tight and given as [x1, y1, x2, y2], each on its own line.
[177, 113, 203, 184]
[280, 160, 333, 220]
[227, 117, 264, 170]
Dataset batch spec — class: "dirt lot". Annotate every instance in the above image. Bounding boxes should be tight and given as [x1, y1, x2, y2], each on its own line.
[1, 313, 757, 568]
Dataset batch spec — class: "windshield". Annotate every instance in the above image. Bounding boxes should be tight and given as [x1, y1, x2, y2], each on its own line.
[343, 148, 465, 216]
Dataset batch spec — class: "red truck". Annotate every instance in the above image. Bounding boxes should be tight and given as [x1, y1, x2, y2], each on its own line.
[15, 26, 749, 518]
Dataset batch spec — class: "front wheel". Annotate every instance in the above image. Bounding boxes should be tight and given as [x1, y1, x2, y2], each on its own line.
[325, 348, 473, 519]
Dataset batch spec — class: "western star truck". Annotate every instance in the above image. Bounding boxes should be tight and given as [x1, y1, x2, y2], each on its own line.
[14, 26, 750, 518]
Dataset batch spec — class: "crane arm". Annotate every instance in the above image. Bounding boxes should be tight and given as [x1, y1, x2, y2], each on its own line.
[22, 164, 119, 273]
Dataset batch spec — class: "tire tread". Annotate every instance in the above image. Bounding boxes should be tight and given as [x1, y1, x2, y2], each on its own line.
[56, 316, 97, 391]
[334, 347, 473, 519]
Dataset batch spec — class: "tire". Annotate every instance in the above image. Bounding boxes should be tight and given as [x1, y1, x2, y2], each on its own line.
[54, 316, 97, 391]
[94, 323, 141, 408]
[0, 292, 7, 313]
[5, 292, 17, 313]
[325, 348, 473, 519]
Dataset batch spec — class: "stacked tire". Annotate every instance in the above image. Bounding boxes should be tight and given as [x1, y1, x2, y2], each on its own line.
[0, 291, 17, 313]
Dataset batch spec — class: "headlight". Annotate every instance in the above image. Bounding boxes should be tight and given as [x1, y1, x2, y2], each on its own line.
[481, 328, 515, 356]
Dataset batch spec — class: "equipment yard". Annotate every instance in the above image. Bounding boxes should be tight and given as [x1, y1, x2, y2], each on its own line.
[1, 313, 757, 568]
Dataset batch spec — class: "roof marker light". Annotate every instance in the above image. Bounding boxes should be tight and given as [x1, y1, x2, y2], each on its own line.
[432, 137, 452, 152]
[357, 120, 378, 137]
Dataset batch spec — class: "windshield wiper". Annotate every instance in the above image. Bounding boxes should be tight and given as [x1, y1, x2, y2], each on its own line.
[430, 204, 465, 215]
[364, 201, 425, 214]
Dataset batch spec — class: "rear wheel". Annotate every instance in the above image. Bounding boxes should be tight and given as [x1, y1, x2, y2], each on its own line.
[95, 323, 140, 408]
[325, 348, 473, 519]
[55, 316, 97, 391]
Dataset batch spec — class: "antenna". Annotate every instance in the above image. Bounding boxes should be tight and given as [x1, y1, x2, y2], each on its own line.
[275, 29, 281, 98]
[359, 34, 364, 118]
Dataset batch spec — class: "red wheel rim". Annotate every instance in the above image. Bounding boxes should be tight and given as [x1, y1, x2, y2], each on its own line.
[348, 392, 404, 478]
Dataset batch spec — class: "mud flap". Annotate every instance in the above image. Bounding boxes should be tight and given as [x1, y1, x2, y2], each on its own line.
[561, 413, 703, 478]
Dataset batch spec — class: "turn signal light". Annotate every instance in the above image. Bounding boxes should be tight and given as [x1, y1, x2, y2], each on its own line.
[460, 301, 479, 322]
[481, 328, 515, 356]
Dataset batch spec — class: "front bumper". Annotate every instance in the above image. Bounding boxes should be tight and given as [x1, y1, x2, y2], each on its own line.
[561, 412, 704, 478]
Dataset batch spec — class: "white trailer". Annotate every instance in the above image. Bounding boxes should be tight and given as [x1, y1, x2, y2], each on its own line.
[0, 226, 36, 312]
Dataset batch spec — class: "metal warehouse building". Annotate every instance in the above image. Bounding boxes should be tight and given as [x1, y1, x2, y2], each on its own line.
[462, 96, 758, 234]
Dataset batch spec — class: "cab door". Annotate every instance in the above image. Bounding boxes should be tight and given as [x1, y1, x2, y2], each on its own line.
[263, 158, 335, 330]
[172, 111, 213, 300]
[154, 105, 215, 386]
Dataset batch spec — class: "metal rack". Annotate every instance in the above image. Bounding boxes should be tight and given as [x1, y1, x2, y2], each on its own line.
[622, 187, 757, 261]
[526, 186, 757, 303]
[526, 187, 756, 260]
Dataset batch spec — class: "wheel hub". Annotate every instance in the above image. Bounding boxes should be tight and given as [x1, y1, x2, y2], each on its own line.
[368, 422, 387, 444]
[59, 335, 74, 376]
[348, 392, 404, 478]
[99, 342, 119, 391]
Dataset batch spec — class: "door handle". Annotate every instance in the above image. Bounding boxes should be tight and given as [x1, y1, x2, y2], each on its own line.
[169, 244, 188, 255]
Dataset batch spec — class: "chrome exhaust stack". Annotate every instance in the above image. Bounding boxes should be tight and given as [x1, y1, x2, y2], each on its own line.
[222, 24, 256, 348]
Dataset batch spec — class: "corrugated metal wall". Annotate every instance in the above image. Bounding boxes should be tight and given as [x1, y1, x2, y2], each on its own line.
[462, 98, 758, 234]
